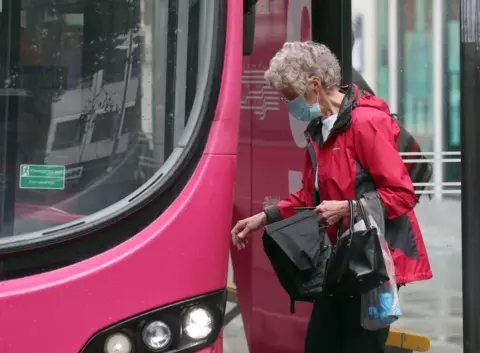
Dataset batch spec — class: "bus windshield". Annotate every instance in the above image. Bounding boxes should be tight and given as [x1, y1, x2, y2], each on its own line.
[0, 0, 214, 244]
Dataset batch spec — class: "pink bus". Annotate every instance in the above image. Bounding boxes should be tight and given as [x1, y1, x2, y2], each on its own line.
[0, 0, 354, 351]
[1, 0, 235, 352]
[0, 0, 478, 352]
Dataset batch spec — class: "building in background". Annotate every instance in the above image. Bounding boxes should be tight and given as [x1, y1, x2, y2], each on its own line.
[352, 0, 377, 92]
[352, 0, 460, 199]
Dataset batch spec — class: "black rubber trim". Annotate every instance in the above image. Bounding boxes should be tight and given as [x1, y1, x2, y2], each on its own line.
[164, 0, 179, 159]
[0, 0, 227, 280]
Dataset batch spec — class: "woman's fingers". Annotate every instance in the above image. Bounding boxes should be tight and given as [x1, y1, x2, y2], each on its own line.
[237, 224, 251, 240]
[231, 219, 251, 250]
[231, 219, 246, 237]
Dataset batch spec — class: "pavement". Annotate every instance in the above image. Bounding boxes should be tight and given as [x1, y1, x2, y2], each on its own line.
[223, 199, 463, 353]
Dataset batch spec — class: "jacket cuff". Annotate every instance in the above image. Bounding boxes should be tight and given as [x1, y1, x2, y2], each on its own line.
[263, 205, 283, 224]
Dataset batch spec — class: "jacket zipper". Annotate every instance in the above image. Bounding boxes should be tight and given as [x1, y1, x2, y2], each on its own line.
[304, 131, 320, 206]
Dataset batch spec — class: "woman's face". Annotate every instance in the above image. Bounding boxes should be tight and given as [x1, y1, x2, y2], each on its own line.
[279, 77, 343, 118]
[280, 77, 324, 106]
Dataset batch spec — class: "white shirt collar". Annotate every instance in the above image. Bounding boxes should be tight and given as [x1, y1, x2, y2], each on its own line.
[321, 113, 338, 142]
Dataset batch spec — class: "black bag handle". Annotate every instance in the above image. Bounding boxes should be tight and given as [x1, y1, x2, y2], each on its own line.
[347, 200, 355, 234]
[336, 200, 355, 239]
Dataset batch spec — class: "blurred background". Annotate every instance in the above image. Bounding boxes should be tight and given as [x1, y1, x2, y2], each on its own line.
[351, 0, 459, 183]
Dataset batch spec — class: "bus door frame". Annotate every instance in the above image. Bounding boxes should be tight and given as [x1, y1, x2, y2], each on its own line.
[311, 0, 352, 85]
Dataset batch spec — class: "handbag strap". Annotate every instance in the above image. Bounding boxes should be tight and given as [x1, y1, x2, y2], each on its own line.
[347, 200, 355, 233]
[336, 200, 355, 239]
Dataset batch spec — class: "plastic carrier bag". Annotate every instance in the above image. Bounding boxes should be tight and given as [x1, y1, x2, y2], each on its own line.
[360, 215, 402, 331]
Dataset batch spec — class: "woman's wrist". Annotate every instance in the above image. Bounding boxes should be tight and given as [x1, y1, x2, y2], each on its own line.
[341, 200, 350, 217]
[260, 211, 268, 225]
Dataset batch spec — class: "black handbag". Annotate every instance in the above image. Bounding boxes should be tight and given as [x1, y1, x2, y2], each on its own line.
[263, 210, 332, 313]
[323, 200, 389, 294]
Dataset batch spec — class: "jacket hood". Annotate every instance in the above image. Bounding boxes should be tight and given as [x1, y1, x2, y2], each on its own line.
[355, 90, 391, 116]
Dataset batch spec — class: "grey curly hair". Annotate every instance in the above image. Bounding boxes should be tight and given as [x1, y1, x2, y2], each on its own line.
[264, 41, 342, 95]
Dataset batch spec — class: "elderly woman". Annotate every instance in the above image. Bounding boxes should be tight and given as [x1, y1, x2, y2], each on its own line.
[231, 41, 432, 353]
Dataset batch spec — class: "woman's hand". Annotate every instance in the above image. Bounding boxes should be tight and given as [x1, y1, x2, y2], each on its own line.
[315, 200, 350, 225]
[231, 212, 268, 250]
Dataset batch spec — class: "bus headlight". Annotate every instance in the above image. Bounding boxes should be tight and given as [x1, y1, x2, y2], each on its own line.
[183, 307, 214, 340]
[142, 321, 173, 351]
[104, 333, 133, 353]
[81, 290, 226, 353]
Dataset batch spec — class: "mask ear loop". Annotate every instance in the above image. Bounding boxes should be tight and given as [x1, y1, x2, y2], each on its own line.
[313, 85, 322, 116]
[308, 76, 322, 110]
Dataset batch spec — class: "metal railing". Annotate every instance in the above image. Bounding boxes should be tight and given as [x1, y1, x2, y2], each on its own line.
[401, 151, 461, 196]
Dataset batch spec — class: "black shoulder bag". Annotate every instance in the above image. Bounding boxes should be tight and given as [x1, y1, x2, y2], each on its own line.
[323, 200, 389, 294]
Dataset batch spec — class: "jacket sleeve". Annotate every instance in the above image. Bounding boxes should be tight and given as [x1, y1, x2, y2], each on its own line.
[354, 114, 417, 219]
[264, 152, 309, 223]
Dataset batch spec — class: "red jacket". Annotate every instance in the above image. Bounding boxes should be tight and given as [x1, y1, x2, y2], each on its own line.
[265, 84, 432, 284]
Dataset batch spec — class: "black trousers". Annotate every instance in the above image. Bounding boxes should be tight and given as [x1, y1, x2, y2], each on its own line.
[304, 293, 390, 353]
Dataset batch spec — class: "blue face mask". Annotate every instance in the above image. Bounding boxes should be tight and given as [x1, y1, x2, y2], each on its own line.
[286, 96, 321, 121]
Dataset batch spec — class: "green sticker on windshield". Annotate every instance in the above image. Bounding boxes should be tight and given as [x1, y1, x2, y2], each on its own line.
[19, 164, 65, 190]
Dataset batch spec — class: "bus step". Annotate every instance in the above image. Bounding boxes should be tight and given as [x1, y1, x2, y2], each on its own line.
[225, 283, 431, 352]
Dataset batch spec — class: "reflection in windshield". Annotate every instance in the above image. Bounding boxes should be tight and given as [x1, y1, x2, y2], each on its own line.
[0, 0, 202, 238]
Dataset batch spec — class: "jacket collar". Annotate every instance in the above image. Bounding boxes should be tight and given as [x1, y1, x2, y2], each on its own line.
[305, 84, 359, 141]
